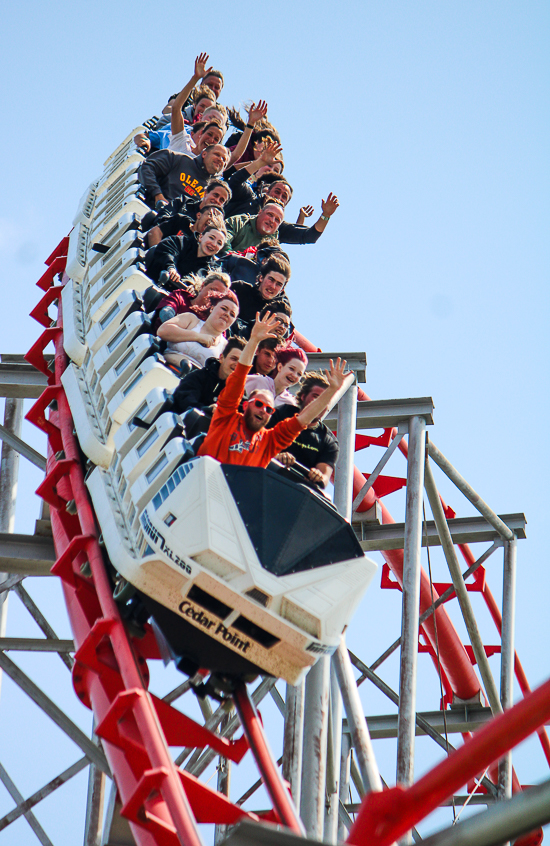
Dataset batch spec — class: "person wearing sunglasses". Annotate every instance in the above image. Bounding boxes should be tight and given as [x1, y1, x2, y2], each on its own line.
[197, 313, 349, 468]
[259, 302, 293, 342]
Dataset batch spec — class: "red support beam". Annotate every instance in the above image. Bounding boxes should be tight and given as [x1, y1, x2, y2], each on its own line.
[347, 675, 550, 846]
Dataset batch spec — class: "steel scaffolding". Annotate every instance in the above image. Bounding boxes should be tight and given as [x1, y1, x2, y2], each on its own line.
[0, 295, 548, 845]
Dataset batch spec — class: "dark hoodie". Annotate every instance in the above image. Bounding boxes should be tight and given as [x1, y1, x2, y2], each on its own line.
[220, 244, 288, 286]
[144, 233, 221, 283]
[229, 280, 291, 340]
[171, 357, 226, 414]
[138, 150, 211, 205]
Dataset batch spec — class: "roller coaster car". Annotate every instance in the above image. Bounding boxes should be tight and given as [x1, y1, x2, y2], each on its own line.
[61, 129, 377, 686]
[87, 451, 377, 685]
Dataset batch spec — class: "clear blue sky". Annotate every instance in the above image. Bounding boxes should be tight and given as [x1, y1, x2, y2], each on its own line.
[0, 2, 549, 844]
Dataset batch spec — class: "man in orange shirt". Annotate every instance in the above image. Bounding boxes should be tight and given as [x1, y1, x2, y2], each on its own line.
[198, 313, 348, 468]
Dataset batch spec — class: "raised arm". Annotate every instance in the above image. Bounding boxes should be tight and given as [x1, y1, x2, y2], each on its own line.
[224, 142, 284, 208]
[228, 101, 268, 166]
[241, 140, 283, 177]
[313, 192, 340, 234]
[277, 192, 339, 245]
[296, 358, 350, 427]
[171, 53, 211, 137]
[296, 204, 314, 226]
[239, 312, 280, 367]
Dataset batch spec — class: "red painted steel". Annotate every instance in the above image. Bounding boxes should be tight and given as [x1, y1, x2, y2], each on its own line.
[352, 464, 481, 701]
[27, 243, 287, 846]
[233, 683, 304, 834]
[455, 541, 550, 768]
[347, 675, 550, 846]
[27, 233, 547, 843]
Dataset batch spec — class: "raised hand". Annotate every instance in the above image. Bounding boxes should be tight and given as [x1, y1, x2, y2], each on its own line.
[259, 141, 284, 166]
[250, 311, 280, 342]
[194, 53, 211, 79]
[321, 192, 340, 218]
[324, 358, 350, 392]
[248, 100, 268, 125]
[300, 205, 314, 218]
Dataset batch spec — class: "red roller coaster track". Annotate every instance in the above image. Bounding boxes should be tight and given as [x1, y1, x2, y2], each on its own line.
[26, 237, 550, 846]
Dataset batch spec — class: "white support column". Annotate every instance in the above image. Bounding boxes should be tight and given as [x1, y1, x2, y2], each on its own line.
[282, 680, 304, 810]
[499, 537, 517, 802]
[214, 711, 232, 845]
[0, 397, 24, 699]
[300, 380, 356, 839]
[338, 731, 352, 840]
[333, 383, 357, 521]
[83, 726, 106, 846]
[396, 415, 426, 802]
[300, 655, 330, 838]
[324, 664, 342, 843]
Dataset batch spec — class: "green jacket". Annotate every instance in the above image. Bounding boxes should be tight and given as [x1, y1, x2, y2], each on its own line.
[225, 215, 265, 251]
[225, 214, 322, 251]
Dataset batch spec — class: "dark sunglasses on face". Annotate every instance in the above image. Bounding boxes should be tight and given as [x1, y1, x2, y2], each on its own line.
[249, 398, 275, 415]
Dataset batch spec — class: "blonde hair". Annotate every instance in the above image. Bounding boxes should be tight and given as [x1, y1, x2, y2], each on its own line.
[182, 270, 232, 298]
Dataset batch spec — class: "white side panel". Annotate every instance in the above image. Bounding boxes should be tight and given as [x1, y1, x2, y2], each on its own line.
[92, 312, 151, 378]
[100, 335, 154, 402]
[87, 289, 142, 353]
[113, 388, 170, 460]
[72, 180, 99, 225]
[129, 439, 191, 514]
[61, 279, 87, 366]
[121, 413, 179, 486]
[96, 157, 143, 197]
[88, 245, 142, 296]
[91, 198, 150, 241]
[102, 126, 146, 167]
[61, 365, 114, 467]
[65, 222, 90, 283]
[89, 269, 152, 323]
[107, 359, 178, 425]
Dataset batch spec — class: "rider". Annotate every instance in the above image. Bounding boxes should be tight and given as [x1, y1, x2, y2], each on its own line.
[197, 314, 348, 468]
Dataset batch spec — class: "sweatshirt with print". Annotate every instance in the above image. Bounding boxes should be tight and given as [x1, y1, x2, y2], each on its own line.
[197, 362, 304, 467]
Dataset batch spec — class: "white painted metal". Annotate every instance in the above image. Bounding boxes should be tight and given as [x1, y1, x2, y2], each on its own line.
[87, 288, 143, 353]
[87, 455, 376, 683]
[300, 656, 329, 837]
[0, 397, 23, 699]
[89, 267, 154, 323]
[61, 278, 88, 365]
[396, 415, 426, 791]
[499, 537, 517, 802]
[72, 180, 99, 226]
[66, 220, 91, 283]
